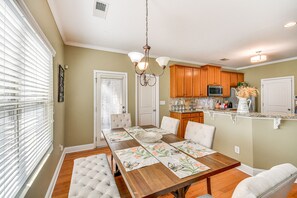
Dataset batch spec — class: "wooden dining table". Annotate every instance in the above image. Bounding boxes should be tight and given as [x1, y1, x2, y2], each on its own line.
[102, 126, 240, 198]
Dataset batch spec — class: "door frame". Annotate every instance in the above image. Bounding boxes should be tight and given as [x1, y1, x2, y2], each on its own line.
[93, 70, 128, 147]
[135, 74, 160, 127]
[261, 76, 294, 113]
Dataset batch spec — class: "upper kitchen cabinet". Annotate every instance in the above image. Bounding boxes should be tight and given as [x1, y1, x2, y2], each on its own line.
[200, 68, 208, 97]
[237, 73, 244, 83]
[193, 68, 201, 97]
[170, 65, 193, 98]
[221, 72, 231, 97]
[230, 72, 245, 86]
[201, 65, 221, 85]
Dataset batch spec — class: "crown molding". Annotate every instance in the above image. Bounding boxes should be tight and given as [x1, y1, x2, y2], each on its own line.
[237, 56, 297, 70]
[66, 41, 242, 70]
[47, 0, 67, 42]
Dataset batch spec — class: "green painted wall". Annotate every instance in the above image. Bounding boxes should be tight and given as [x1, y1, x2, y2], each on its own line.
[205, 113, 297, 169]
[64, 45, 198, 146]
[205, 115, 254, 167]
[241, 59, 297, 112]
[24, 0, 65, 197]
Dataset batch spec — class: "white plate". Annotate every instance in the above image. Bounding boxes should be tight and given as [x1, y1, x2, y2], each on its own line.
[135, 131, 163, 143]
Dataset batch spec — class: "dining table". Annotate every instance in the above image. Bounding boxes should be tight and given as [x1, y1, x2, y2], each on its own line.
[102, 125, 241, 198]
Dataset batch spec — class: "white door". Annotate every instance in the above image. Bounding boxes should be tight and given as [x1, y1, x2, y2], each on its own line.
[95, 71, 128, 147]
[136, 75, 159, 126]
[261, 76, 294, 113]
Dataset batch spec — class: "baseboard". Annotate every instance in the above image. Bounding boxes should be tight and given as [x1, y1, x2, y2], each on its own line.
[45, 143, 95, 197]
[64, 143, 96, 154]
[45, 149, 66, 198]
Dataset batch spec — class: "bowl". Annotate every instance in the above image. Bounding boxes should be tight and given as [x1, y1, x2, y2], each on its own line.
[135, 132, 163, 143]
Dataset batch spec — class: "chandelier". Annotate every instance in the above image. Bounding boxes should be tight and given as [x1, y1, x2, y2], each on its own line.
[128, 0, 170, 86]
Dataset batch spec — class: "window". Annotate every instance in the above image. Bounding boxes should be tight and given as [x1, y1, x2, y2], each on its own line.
[0, 1, 53, 197]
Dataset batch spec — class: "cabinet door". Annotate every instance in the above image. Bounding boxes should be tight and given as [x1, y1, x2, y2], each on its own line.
[238, 73, 244, 83]
[207, 66, 215, 85]
[200, 68, 208, 97]
[175, 66, 185, 97]
[193, 68, 201, 97]
[214, 67, 221, 85]
[221, 72, 231, 97]
[230, 73, 238, 87]
[184, 67, 193, 97]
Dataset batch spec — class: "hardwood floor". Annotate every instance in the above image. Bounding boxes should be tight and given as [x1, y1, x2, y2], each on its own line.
[52, 147, 297, 198]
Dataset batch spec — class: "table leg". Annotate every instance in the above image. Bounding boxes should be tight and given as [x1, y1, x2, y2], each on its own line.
[114, 163, 121, 177]
[171, 185, 190, 198]
[207, 177, 212, 195]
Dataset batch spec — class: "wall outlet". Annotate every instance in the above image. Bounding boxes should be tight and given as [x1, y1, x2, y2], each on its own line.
[234, 146, 240, 154]
[59, 144, 64, 151]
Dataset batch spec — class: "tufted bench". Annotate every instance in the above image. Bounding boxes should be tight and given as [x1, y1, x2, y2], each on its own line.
[68, 154, 120, 198]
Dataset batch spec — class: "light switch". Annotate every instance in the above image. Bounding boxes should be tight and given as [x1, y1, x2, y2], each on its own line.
[160, 101, 166, 105]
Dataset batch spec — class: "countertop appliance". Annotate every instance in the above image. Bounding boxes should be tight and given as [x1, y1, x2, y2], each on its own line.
[208, 85, 223, 97]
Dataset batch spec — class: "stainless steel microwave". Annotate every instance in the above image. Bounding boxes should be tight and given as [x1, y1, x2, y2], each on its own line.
[208, 85, 223, 97]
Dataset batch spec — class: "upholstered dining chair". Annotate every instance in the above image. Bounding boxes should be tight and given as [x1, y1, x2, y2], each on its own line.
[160, 116, 180, 135]
[184, 121, 216, 149]
[198, 163, 297, 198]
[110, 113, 131, 174]
[110, 113, 131, 129]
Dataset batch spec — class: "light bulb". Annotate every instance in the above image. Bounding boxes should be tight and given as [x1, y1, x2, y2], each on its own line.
[137, 62, 148, 70]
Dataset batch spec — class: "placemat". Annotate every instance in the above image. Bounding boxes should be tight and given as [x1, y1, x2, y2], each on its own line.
[114, 146, 159, 172]
[171, 140, 217, 158]
[105, 131, 133, 142]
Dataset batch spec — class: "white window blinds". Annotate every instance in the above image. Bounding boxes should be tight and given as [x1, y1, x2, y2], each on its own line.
[0, 1, 53, 197]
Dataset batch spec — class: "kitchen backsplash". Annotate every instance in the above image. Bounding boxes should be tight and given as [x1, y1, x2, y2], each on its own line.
[169, 97, 226, 111]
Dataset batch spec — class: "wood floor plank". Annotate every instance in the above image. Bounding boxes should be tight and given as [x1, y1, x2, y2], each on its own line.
[52, 147, 297, 198]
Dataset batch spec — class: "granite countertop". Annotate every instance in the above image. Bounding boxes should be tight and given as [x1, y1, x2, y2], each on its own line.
[199, 109, 297, 120]
[170, 110, 203, 113]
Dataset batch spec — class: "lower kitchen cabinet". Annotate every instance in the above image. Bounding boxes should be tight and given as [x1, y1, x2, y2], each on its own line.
[170, 112, 204, 138]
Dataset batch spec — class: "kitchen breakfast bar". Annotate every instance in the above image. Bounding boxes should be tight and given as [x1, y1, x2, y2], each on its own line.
[201, 109, 297, 172]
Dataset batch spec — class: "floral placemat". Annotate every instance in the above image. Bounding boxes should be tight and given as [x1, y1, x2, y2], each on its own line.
[145, 127, 172, 135]
[105, 131, 133, 142]
[124, 126, 147, 139]
[171, 140, 217, 158]
[114, 146, 159, 172]
[144, 142, 210, 178]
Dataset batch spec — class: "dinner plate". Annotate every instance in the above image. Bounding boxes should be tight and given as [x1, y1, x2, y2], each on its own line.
[135, 131, 163, 143]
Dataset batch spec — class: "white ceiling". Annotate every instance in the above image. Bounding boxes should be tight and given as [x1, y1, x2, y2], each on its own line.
[48, 0, 297, 68]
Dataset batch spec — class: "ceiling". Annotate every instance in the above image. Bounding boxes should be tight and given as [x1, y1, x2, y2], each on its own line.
[48, 0, 297, 68]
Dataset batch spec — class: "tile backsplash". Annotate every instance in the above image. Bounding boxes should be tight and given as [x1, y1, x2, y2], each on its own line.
[169, 97, 223, 111]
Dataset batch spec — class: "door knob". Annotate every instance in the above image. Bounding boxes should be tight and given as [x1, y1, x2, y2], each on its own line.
[288, 108, 291, 111]
[153, 109, 156, 112]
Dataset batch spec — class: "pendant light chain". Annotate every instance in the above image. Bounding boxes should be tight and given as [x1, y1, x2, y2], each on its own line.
[145, 0, 149, 46]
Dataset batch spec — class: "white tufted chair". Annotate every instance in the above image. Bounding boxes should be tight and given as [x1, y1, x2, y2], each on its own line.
[198, 163, 297, 198]
[184, 121, 216, 149]
[110, 113, 131, 129]
[68, 154, 120, 198]
[160, 116, 180, 135]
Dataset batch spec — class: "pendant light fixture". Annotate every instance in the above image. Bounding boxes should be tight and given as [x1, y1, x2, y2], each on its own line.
[250, 51, 267, 63]
[128, 0, 170, 86]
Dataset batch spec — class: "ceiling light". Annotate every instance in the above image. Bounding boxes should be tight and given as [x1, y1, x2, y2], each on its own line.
[284, 22, 296, 28]
[251, 51, 267, 63]
[128, 0, 170, 87]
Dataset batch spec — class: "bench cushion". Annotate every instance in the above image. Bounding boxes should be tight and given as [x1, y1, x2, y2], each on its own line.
[68, 154, 120, 198]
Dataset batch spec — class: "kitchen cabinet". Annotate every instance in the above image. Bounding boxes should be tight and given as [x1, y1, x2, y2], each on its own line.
[170, 65, 193, 98]
[192, 68, 201, 97]
[238, 73, 244, 83]
[201, 65, 221, 85]
[170, 112, 204, 138]
[221, 72, 231, 97]
[230, 72, 244, 87]
[200, 68, 208, 97]
[230, 73, 238, 87]
[184, 67, 193, 97]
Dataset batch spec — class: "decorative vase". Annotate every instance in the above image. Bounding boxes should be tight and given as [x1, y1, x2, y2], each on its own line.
[237, 97, 251, 114]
